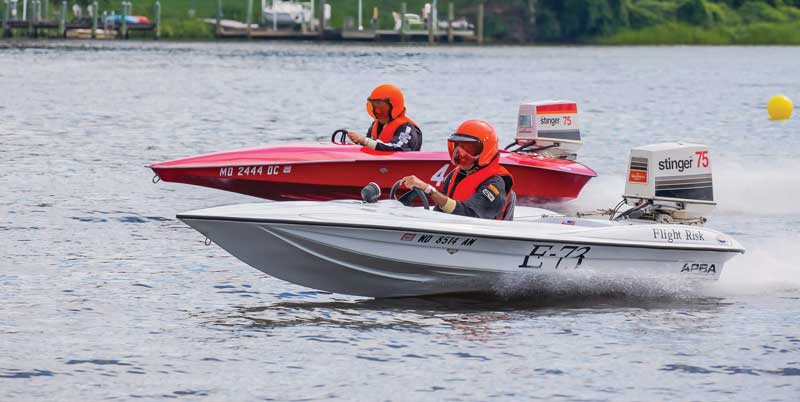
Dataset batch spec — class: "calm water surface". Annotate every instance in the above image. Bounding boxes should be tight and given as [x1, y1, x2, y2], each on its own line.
[1, 41, 799, 401]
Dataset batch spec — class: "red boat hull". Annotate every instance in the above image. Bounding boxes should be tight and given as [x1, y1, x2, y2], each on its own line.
[150, 144, 596, 204]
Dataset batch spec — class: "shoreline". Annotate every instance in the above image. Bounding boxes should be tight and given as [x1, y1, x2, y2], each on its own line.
[3, 1, 799, 45]
[1, 38, 799, 47]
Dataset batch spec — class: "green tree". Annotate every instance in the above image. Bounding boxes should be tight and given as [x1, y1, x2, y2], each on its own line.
[538, 0, 629, 40]
[676, 0, 713, 26]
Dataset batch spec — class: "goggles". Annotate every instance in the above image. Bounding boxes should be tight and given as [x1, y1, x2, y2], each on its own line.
[447, 133, 483, 166]
[366, 98, 392, 119]
[367, 97, 391, 105]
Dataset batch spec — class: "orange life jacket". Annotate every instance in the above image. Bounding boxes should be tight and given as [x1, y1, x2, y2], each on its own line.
[445, 158, 514, 220]
[368, 115, 418, 143]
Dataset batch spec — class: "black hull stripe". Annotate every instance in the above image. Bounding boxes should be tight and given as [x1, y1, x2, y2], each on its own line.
[656, 174, 712, 180]
[629, 157, 648, 171]
[152, 159, 598, 177]
[655, 188, 714, 201]
[656, 181, 713, 188]
[536, 130, 581, 141]
[656, 181, 713, 186]
[656, 176, 712, 181]
[656, 184, 713, 190]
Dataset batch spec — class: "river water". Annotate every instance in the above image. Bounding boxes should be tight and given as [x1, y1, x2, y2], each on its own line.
[1, 41, 799, 401]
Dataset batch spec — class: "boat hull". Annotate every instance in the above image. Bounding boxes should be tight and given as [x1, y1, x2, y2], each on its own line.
[151, 144, 596, 204]
[262, 13, 297, 28]
[178, 203, 744, 298]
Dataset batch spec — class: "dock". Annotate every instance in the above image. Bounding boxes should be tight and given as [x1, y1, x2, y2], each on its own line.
[3, 0, 483, 44]
[341, 29, 476, 42]
[2, 0, 160, 39]
[207, 0, 482, 44]
[208, 19, 477, 43]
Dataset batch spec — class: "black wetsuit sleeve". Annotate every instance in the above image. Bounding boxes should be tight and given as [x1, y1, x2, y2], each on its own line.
[373, 123, 422, 152]
[450, 176, 507, 220]
[440, 171, 453, 195]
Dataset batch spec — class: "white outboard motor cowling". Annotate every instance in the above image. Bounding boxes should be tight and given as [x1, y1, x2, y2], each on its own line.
[515, 100, 583, 160]
[623, 143, 715, 224]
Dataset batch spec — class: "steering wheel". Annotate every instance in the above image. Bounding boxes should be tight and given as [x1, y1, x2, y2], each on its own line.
[331, 129, 350, 145]
[389, 179, 430, 210]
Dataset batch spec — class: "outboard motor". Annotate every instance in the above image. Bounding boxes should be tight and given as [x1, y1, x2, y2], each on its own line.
[511, 100, 583, 160]
[621, 143, 715, 225]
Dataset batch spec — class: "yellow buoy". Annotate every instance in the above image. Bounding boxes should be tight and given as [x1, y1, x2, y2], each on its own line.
[768, 95, 793, 120]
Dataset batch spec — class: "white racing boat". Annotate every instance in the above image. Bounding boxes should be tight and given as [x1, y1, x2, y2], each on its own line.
[178, 143, 745, 298]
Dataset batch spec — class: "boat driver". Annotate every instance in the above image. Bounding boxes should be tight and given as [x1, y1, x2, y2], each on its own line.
[347, 84, 422, 151]
[400, 120, 515, 220]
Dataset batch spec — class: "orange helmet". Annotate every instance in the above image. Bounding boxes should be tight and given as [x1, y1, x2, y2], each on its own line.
[366, 84, 405, 120]
[448, 120, 499, 167]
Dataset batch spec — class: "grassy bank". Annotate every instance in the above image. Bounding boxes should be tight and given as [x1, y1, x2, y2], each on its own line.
[599, 21, 800, 45]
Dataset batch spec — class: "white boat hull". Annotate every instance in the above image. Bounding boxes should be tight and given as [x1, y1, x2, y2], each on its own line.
[179, 201, 744, 298]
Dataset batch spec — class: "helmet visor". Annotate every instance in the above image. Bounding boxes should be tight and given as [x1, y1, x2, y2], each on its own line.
[366, 98, 391, 119]
[448, 134, 483, 166]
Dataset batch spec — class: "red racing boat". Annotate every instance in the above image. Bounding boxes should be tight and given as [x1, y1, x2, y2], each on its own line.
[150, 143, 595, 204]
[149, 101, 597, 205]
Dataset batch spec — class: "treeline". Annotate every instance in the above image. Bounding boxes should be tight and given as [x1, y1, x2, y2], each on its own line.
[473, 0, 800, 43]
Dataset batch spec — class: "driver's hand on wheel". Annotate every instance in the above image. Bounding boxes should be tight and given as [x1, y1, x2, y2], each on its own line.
[402, 175, 429, 191]
[347, 132, 365, 145]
